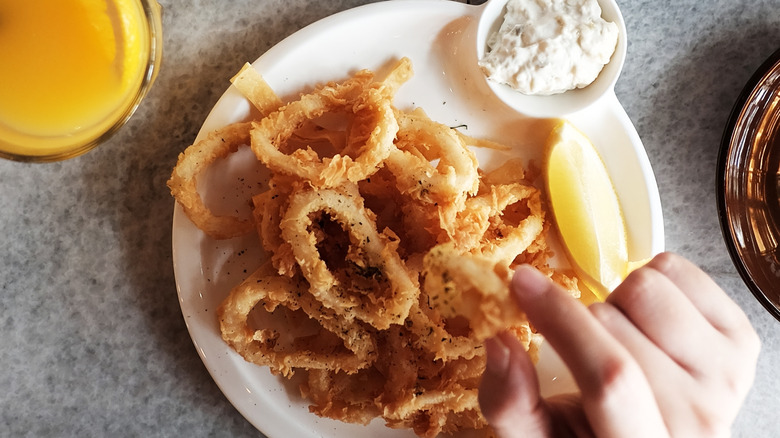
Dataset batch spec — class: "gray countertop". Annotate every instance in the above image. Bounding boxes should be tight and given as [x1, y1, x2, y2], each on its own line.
[2, 0, 778, 436]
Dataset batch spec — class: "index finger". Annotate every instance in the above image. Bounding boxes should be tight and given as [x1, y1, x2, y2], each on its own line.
[510, 265, 669, 438]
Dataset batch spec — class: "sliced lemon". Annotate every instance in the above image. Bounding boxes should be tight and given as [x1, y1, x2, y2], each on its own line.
[544, 120, 629, 301]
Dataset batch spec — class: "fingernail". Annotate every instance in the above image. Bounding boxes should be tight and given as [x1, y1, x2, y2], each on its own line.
[511, 265, 550, 299]
[484, 336, 511, 377]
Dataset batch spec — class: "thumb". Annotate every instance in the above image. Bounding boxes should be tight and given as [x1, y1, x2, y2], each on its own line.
[479, 331, 554, 437]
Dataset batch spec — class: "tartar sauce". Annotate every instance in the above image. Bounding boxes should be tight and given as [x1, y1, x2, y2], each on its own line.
[479, 0, 619, 96]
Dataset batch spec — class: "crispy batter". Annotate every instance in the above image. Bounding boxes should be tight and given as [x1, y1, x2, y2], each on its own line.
[280, 183, 418, 330]
[423, 242, 536, 342]
[386, 108, 479, 211]
[252, 173, 300, 277]
[170, 57, 581, 437]
[218, 262, 377, 377]
[167, 122, 254, 239]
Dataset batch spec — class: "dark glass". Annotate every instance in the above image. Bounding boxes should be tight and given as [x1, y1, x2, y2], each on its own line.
[719, 47, 780, 322]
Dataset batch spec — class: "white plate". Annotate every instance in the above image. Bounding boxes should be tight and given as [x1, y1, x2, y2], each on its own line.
[172, 1, 665, 437]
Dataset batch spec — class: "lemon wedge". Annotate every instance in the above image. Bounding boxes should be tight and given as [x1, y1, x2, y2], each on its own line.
[544, 121, 629, 301]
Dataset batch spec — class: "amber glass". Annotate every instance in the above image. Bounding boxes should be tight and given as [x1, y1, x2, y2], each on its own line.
[719, 47, 780, 322]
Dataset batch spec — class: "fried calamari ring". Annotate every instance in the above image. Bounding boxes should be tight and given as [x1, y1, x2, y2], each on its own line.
[251, 174, 301, 277]
[358, 168, 443, 261]
[371, 324, 488, 438]
[383, 386, 484, 438]
[386, 108, 479, 209]
[422, 242, 530, 341]
[445, 182, 540, 251]
[250, 67, 402, 187]
[218, 262, 376, 377]
[167, 122, 254, 239]
[249, 70, 371, 180]
[280, 183, 418, 329]
[476, 188, 545, 266]
[341, 57, 414, 158]
[302, 368, 384, 425]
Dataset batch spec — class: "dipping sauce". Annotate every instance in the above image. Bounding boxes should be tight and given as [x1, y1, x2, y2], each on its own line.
[0, 0, 160, 161]
[479, 0, 618, 96]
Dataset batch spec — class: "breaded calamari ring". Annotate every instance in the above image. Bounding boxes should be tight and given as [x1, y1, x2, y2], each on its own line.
[386, 109, 479, 209]
[250, 70, 400, 187]
[302, 368, 385, 425]
[374, 325, 488, 438]
[280, 183, 418, 329]
[251, 173, 302, 277]
[444, 182, 539, 250]
[382, 385, 484, 438]
[167, 122, 254, 239]
[218, 262, 377, 377]
[476, 188, 545, 266]
[422, 242, 532, 341]
[340, 57, 413, 158]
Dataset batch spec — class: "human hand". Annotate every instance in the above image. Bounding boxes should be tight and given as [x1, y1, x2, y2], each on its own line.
[478, 252, 761, 438]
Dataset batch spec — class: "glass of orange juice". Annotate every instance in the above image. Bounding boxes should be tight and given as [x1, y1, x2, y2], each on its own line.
[0, 0, 162, 162]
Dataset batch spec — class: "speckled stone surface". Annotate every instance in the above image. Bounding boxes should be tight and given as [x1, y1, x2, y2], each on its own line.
[1, 0, 778, 436]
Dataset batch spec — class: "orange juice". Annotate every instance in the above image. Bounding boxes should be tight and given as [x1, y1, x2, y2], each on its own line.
[0, 0, 161, 161]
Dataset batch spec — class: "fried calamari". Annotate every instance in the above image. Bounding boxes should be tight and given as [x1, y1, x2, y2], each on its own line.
[168, 58, 580, 438]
